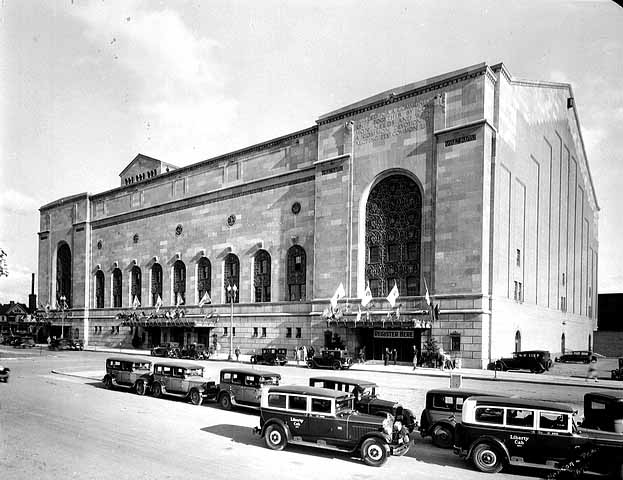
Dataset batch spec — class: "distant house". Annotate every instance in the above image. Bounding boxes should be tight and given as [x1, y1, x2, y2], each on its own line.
[0, 301, 33, 335]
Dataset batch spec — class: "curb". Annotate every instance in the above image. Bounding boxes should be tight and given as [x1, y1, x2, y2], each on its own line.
[51, 369, 102, 381]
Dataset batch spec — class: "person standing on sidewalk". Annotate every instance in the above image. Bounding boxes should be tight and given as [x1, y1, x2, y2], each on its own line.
[384, 348, 389, 366]
[412, 345, 419, 370]
[586, 357, 599, 382]
[392, 348, 397, 365]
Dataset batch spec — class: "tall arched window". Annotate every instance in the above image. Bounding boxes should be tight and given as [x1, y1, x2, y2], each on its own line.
[173, 260, 186, 304]
[365, 174, 421, 297]
[224, 254, 239, 303]
[56, 243, 72, 307]
[197, 257, 211, 301]
[514, 330, 521, 352]
[287, 245, 306, 301]
[588, 334, 592, 351]
[95, 270, 105, 308]
[561, 333, 566, 354]
[151, 263, 163, 306]
[112, 268, 122, 308]
[131, 266, 141, 305]
[254, 250, 271, 302]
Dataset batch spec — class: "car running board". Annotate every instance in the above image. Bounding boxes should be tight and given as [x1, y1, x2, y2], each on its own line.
[289, 436, 353, 453]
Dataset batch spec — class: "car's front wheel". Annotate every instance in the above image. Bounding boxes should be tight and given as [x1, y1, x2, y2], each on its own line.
[471, 442, 504, 474]
[431, 424, 454, 448]
[250, 356, 257, 364]
[103, 376, 113, 389]
[361, 438, 389, 467]
[135, 380, 146, 396]
[219, 393, 232, 410]
[151, 382, 162, 398]
[189, 389, 203, 406]
[332, 361, 341, 370]
[306, 360, 314, 369]
[265, 424, 287, 451]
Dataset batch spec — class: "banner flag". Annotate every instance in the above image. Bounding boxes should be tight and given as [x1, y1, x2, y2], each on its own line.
[386, 282, 399, 308]
[330, 282, 346, 309]
[361, 283, 373, 308]
[198, 291, 211, 307]
[155, 295, 163, 313]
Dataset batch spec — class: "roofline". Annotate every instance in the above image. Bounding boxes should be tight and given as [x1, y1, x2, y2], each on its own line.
[468, 396, 575, 413]
[40, 192, 89, 211]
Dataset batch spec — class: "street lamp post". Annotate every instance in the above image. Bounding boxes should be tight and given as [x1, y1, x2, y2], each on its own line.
[226, 283, 237, 361]
[59, 295, 66, 339]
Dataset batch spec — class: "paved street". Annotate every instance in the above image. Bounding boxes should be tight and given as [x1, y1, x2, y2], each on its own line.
[0, 346, 619, 480]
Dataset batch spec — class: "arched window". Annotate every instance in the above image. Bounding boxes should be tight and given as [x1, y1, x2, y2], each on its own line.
[56, 243, 72, 308]
[561, 333, 566, 354]
[287, 245, 306, 301]
[131, 266, 141, 305]
[173, 260, 186, 305]
[588, 334, 592, 351]
[112, 268, 122, 308]
[151, 263, 163, 306]
[95, 270, 105, 308]
[224, 254, 239, 303]
[514, 330, 521, 353]
[365, 174, 422, 297]
[254, 250, 271, 302]
[197, 257, 211, 301]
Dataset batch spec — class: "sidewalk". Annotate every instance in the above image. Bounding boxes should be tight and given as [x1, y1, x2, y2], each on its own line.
[65, 345, 622, 391]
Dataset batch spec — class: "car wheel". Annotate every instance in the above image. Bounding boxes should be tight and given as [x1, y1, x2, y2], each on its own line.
[189, 389, 203, 406]
[135, 380, 146, 396]
[219, 393, 232, 410]
[250, 356, 257, 364]
[306, 360, 314, 369]
[151, 382, 162, 398]
[360, 437, 389, 467]
[431, 424, 454, 449]
[332, 361, 341, 370]
[103, 376, 113, 389]
[471, 442, 504, 474]
[265, 424, 287, 451]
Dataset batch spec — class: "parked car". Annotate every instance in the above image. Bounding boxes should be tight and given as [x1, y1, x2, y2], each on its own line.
[13, 337, 36, 348]
[306, 349, 352, 370]
[486, 350, 552, 373]
[419, 389, 497, 448]
[179, 343, 209, 360]
[150, 360, 217, 405]
[150, 342, 180, 358]
[250, 348, 288, 366]
[48, 338, 83, 351]
[454, 395, 623, 477]
[611, 357, 623, 381]
[554, 350, 596, 364]
[217, 367, 281, 410]
[0, 366, 10, 383]
[102, 356, 153, 395]
[254, 385, 411, 466]
[308, 375, 417, 432]
[579, 391, 623, 433]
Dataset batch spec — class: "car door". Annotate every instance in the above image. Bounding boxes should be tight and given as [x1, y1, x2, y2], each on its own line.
[307, 396, 343, 444]
[536, 411, 582, 463]
[285, 394, 310, 440]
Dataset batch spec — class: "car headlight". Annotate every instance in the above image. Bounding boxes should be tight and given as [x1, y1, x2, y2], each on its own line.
[393, 420, 403, 432]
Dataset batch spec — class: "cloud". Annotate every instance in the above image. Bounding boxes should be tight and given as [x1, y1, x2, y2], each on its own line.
[69, 1, 238, 163]
[0, 189, 41, 214]
[0, 262, 33, 304]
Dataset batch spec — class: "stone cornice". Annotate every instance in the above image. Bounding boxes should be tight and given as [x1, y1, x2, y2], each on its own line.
[313, 153, 350, 167]
[434, 118, 497, 137]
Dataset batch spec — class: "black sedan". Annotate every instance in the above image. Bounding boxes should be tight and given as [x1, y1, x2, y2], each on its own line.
[555, 350, 596, 363]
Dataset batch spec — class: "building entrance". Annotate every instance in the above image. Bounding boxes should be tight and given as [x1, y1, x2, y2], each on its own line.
[355, 327, 422, 362]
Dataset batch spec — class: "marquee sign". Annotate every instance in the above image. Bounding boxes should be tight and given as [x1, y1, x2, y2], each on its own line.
[374, 329, 414, 339]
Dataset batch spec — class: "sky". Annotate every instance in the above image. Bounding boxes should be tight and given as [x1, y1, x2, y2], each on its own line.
[0, 0, 622, 305]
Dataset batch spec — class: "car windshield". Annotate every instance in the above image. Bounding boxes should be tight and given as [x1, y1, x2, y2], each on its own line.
[186, 368, 203, 377]
[259, 375, 280, 385]
[336, 397, 355, 414]
[358, 386, 375, 398]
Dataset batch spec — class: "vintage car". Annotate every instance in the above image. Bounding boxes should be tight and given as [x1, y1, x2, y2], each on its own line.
[454, 395, 623, 477]
[48, 338, 83, 351]
[13, 337, 36, 348]
[306, 349, 352, 370]
[179, 343, 209, 360]
[611, 357, 623, 381]
[254, 385, 411, 466]
[580, 391, 623, 433]
[486, 350, 552, 373]
[250, 348, 288, 366]
[150, 342, 180, 358]
[0, 366, 10, 383]
[217, 367, 281, 410]
[102, 356, 153, 395]
[150, 360, 217, 405]
[554, 350, 596, 364]
[308, 375, 417, 432]
[419, 388, 496, 448]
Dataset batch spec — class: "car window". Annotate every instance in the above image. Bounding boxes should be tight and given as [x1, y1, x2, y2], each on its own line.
[475, 407, 504, 425]
[221, 372, 231, 383]
[336, 397, 354, 414]
[539, 412, 569, 431]
[161, 366, 172, 376]
[134, 362, 150, 370]
[311, 398, 332, 414]
[590, 400, 606, 410]
[173, 367, 185, 377]
[231, 373, 243, 385]
[288, 395, 308, 411]
[506, 409, 535, 428]
[432, 394, 452, 410]
[186, 368, 203, 377]
[259, 376, 279, 386]
[268, 393, 286, 408]
[245, 376, 259, 387]
[456, 397, 465, 410]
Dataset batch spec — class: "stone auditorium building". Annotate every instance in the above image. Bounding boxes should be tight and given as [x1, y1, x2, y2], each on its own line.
[37, 62, 598, 368]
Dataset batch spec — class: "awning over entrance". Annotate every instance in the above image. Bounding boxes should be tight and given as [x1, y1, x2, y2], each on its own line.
[327, 316, 432, 329]
[120, 315, 218, 328]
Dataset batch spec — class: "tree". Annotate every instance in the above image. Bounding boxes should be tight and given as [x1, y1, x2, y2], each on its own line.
[0, 249, 7, 277]
[421, 337, 440, 367]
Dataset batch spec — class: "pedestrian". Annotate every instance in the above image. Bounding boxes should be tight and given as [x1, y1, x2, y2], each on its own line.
[586, 357, 599, 382]
[392, 348, 397, 365]
[439, 347, 447, 371]
[234, 346, 240, 362]
[302, 345, 308, 362]
[361, 345, 366, 363]
[384, 348, 389, 366]
[412, 345, 419, 370]
[295, 345, 301, 365]
[358, 347, 364, 364]
[47, 335, 51, 345]
[308, 345, 315, 359]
